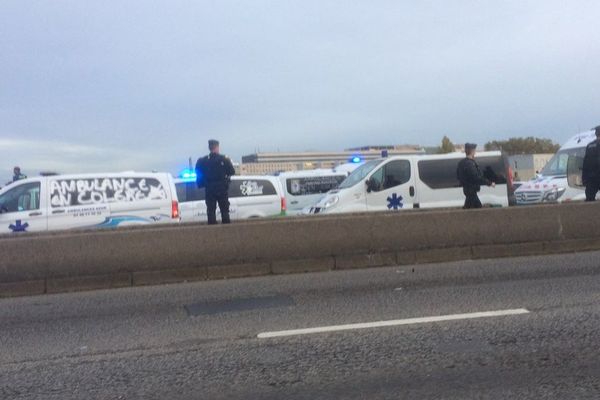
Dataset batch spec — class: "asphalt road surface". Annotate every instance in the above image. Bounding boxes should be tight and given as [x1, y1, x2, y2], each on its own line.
[2, 251, 600, 399]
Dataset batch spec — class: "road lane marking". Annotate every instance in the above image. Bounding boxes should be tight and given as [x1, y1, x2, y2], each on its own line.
[257, 308, 530, 339]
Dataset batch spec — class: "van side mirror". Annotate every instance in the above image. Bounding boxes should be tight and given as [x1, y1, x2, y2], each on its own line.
[366, 178, 374, 193]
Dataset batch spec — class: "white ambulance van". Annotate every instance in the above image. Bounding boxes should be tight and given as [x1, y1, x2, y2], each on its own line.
[276, 170, 349, 215]
[0, 173, 179, 234]
[514, 129, 595, 204]
[309, 151, 512, 214]
[175, 175, 285, 223]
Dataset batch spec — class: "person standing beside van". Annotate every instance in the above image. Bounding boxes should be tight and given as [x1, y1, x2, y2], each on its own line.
[457, 143, 495, 209]
[582, 126, 600, 201]
[195, 139, 236, 225]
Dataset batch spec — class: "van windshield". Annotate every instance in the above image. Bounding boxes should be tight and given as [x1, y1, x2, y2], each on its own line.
[540, 148, 585, 177]
[338, 160, 383, 189]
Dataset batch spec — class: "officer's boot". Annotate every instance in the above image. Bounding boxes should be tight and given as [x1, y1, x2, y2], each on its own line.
[222, 213, 231, 224]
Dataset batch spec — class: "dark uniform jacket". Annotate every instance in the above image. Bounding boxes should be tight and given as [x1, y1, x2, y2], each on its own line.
[457, 158, 491, 192]
[195, 153, 236, 194]
[582, 139, 600, 185]
[12, 173, 27, 182]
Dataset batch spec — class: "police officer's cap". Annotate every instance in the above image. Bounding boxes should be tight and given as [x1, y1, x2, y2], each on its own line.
[208, 139, 220, 148]
[465, 143, 477, 151]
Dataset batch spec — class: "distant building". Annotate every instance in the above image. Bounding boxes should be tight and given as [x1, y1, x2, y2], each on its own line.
[508, 154, 554, 181]
[423, 144, 465, 154]
[240, 145, 425, 175]
[453, 143, 466, 153]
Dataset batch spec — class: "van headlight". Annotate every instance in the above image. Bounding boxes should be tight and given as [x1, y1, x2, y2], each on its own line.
[322, 195, 339, 209]
[543, 187, 566, 202]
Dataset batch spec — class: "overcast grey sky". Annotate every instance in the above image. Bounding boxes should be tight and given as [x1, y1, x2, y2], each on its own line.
[1, 0, 599, 182]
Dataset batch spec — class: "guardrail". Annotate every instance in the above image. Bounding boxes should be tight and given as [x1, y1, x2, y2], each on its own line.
[2, 202, 600, 297]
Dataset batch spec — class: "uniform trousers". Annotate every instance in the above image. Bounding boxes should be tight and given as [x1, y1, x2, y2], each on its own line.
[585, 181, 600, 202]
[463, 188, 482, 209]
[206, 190, 231, 224]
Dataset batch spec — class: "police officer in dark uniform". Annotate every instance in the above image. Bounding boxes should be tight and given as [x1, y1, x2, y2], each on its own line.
[582, 126, 600, 201]
[195, 140, 236, 224]
[12, 166, 27, 182]
[457, 143, 495, 209]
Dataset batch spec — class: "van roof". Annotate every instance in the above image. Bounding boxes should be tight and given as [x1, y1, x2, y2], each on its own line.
[42, 171, 168, 179]
[173, 175, 280, 184]
[371, 150, 502, 162]
[275, 169, 346, 178]
[0, 172, 172, 194]
[12, 171, 169, 182]
[561, 129, 596, 150]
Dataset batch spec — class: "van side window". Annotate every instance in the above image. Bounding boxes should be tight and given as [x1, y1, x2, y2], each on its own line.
[176, 183, 206, 202]
[186, 184, 206, 202]
[370, 160, 411, 192]
[479, 157, 507, 184]
[383, 160, 411, 189]
[175, 184, 187, 202]
[417, 159, 461, 189]
[0, 182, 41, 213]
[418, 156, 507, 190]
[230, 180, 277, 198]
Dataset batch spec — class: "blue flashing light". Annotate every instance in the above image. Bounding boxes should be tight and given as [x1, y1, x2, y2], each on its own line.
[351, 156, 362, 164]
[180, 169, 197, 180]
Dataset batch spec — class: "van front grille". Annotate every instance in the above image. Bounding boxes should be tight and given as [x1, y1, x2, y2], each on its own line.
[515, 191, 543, 204]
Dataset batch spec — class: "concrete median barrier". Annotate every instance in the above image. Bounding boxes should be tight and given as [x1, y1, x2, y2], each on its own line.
[2, 202, 600, 297]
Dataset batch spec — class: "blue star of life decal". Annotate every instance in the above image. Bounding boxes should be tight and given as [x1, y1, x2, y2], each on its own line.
[387, 193, 403, 210]
[9, 220, 29, 232]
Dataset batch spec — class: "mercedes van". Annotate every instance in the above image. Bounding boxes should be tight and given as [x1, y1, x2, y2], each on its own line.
[175, 175, 285, 222]
[514, 129, 596, 204]
[308, 151, 511, 214]
[0, 172, 179, 234]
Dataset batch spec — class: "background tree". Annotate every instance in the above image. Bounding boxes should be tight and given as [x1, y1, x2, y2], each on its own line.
[484, 137, 560, 155]
[437, 136, 456, 154]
